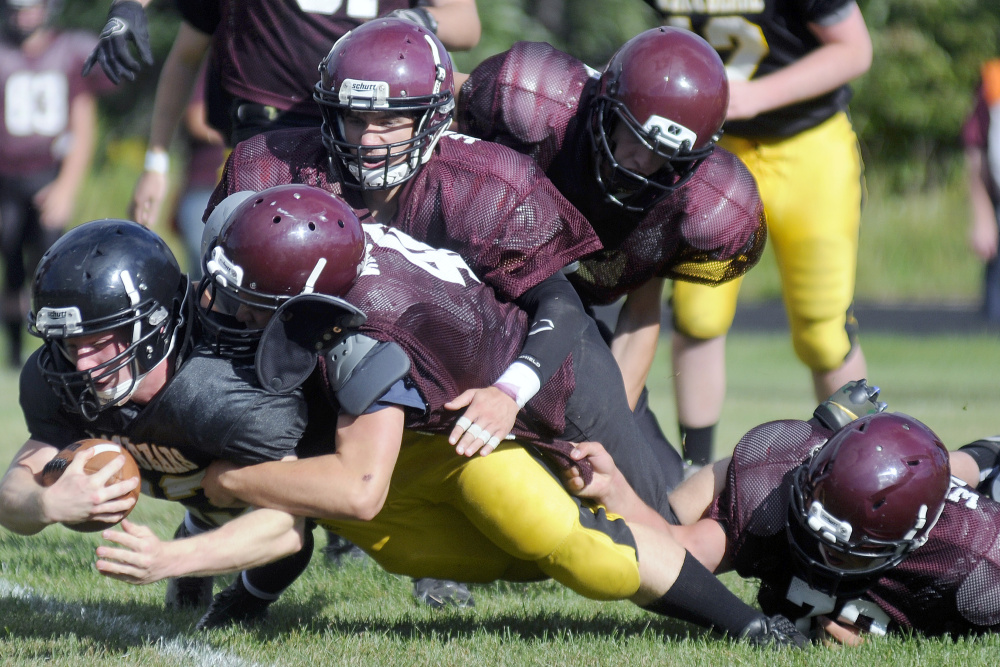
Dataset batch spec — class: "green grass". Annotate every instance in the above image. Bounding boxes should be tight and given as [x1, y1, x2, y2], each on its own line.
[2, 330, 999, 665]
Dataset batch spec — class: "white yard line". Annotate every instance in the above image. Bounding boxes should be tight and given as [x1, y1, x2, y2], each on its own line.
[0, 577, 265, 667]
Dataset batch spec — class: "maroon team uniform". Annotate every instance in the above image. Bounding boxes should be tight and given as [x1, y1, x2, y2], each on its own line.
[177, 0, 415, 138]
[712, 419, 1000, 637]
[457, 41, 766, 305]
[207, 127, 602, 302]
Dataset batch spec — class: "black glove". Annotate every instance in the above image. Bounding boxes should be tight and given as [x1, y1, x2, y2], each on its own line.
[82, 1, 153, 84]
[385, 7, 439, 34]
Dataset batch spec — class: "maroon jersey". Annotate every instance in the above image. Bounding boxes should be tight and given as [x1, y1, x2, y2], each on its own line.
[711, 418, 1000, 637]
[0, 30, 110, 176]
[208, 127, 602, 301]
[457, 41, 766, 305]
[351, 224, 573, 437]
[179, 0, 413, 117]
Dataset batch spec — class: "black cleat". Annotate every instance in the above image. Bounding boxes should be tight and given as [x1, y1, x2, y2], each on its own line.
[165, 522, 213, 609]
[740, 614, 810, 649]
[196, 576, 272, 631]
[322, 531, 369, 566]
[411, 578, 474, 609]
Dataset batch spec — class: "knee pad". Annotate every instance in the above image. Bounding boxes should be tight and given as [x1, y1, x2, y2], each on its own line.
[534, 506, 641, 601]
[670, 279, 740, 340]
[959, 437, 1000, 500]
[789, 307, 859, 372]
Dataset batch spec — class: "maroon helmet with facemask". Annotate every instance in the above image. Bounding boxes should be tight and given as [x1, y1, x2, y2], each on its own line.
[787, 412, 951, 596]
[591, 26, 729, 213]
[199, 184, 366, 357]
[313, 18, 455, 190]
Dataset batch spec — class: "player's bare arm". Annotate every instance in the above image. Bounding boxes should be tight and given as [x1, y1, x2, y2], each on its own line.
[96, 510, 306, 584]
[203, 407, 405, 521]
[727, 4, 872, 120]
[0, 439, 137, 535]
[609, 278, 666, 410]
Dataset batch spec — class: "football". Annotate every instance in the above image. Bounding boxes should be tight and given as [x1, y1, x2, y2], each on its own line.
[40, 439, 141, 533]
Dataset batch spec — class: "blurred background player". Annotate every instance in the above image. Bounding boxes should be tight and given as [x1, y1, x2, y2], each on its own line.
[0, 0, 110, 368]
[122, 0, 481, 228]
[456, 27, 767, 486]
[170, 60, 225, 278]
[646, 0, 873, 467]
[962, 57, 1000, 324]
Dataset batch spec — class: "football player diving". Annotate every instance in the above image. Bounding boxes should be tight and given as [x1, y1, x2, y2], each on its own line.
[0, 219, 320, 630]
[95, 184, 808, 648]
[456, 27, 768, 476]
[565, 382, 1000, 642]
[206, 19, 685, 522]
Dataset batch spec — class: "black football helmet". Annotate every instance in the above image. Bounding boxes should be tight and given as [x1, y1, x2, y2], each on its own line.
[314, 18, 455, 190]
[590, 27, 728, 213]
[28, 219, 189, 420]
[787, 412, 951, 597]
[198, 185, 366, 358]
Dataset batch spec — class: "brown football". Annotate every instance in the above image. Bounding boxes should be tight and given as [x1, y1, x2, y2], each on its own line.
[40, 439, 141, 532]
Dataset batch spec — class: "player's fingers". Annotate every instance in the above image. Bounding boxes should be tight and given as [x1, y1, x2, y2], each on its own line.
[443, 389, 476, 411]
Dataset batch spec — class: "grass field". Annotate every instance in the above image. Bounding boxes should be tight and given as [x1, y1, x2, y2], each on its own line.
[1, 329, 999, 666]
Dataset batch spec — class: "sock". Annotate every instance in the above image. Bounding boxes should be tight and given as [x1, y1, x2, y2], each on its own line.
[243, 523, 315, 597]
[641, 551, 763, 636]
[679, 424, 715, 465]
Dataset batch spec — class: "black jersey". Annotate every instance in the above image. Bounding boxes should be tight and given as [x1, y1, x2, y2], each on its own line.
[646, 0, 855, 137]
[20, 346, 307, 527]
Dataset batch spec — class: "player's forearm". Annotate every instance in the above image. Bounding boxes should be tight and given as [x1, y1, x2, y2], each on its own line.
[0, 467, 50, 535]
[740, 7, 872, 117]
[146, 22, 210, 153]
[610, 279, 664, 409]
[217, 456, 391, 522]
[425, 0, 481, 51]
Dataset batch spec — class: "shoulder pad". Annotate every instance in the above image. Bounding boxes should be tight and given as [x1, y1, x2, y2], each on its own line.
[326, 336, 411, 416]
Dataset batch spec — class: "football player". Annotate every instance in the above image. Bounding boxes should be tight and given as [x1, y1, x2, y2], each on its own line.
[1, 0, 111, 368]
[124, 0, 481, 227]
[96, 185, 809, 648]
[569, 388, 1000, 641]
[455, 27, 768, 473]
[645, 1, 874, 465]
[0, 219, 318, 629]
[205, 20, 681, 519]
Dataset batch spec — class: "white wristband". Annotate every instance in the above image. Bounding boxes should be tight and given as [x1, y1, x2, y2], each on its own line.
[493, 361, 541, 408]
[144, 150, 169, 174]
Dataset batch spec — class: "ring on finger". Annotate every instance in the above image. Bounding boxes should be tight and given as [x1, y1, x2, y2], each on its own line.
[486, 436, 502, 449]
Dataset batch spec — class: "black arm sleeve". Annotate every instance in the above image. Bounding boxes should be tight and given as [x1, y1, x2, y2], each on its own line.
[512, 271, 590, 386]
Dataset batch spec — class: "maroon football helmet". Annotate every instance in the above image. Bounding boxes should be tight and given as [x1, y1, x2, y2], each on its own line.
[788, 412, 951, 596]
[313, 18, 455, 190]
[591, 27, 729, 213]
[199, 185, 366, 357]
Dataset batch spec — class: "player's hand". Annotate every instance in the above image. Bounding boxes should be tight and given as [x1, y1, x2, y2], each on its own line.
[201, 460, 245, 508]
[32, 179, 73, 231]
[82, 0, 153, 84]
[445, 386, 518, 456]
[41, 448, 138, 526]
[129, 170, 169, 228]
[563, 441, 619, 502]
[815, 615, 864, 647]
[95, 519, 171, 584]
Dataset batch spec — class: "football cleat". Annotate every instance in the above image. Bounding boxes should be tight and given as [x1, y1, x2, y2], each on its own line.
[412, 578, 475, 609]
[165, 522, 213, 609]
[739, 614, 811, 649]
[196, 575, 272, 631]
[321, 531, 370, 567]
